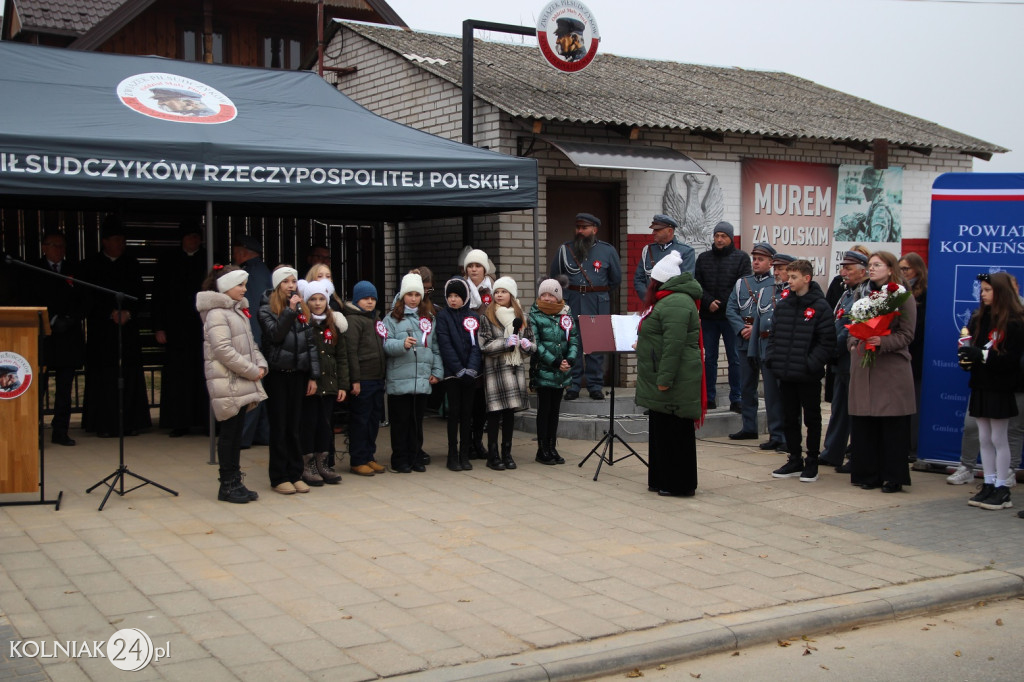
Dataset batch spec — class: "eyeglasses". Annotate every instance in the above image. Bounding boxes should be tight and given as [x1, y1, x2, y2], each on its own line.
[899, 266, 911, 272]
[867, 262, 887, 270]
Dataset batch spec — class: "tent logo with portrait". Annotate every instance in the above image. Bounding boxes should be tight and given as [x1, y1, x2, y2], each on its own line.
[0, 351, 32, 400]
[117, 73, 237, 124]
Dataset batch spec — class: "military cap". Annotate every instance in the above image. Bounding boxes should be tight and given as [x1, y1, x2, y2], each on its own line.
[839, 250, 869, 267]
[750, 242, 777, 258]
[555, 17, 585, 35]
[650, 214, 678, 230]
[232, 234, 263, 255]
[575, 213, 601, 228]
[771, 253, 796, 266]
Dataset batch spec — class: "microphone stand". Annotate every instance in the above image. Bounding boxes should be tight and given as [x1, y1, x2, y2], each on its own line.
[5, 255, 179, 510]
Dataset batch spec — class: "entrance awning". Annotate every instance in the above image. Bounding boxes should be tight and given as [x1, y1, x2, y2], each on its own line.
[543, 139, 707, 174]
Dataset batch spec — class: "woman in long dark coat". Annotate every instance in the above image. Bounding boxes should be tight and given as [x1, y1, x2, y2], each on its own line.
[635, 251, 704, 497]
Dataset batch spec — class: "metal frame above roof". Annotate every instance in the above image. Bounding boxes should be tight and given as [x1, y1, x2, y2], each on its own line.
[543, 139, 707, 174]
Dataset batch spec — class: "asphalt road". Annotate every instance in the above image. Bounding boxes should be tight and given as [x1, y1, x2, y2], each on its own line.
[591, 597, 1024, 682]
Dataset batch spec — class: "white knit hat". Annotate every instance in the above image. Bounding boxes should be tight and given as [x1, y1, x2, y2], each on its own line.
[398, 273, 424, 300]
[492, 276, 518, 300]
[272, 266, 298, 291]
[298, 278, 334, 303]
[463, 249, 489, 269]
[650, 250, 683, 284]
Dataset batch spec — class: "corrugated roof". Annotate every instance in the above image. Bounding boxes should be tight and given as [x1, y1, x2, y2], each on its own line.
[343, 22, 1006, 156]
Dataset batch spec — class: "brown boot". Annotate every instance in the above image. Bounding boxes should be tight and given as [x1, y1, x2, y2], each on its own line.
[301, 453, 325, 487]
[315, 452, 342, 484]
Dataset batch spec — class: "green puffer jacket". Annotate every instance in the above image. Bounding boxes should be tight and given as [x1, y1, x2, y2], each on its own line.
[635, 273, 703, 418]
[528, 302, 581, 390]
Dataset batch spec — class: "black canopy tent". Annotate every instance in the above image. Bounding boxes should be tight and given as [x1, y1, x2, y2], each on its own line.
[0, 41, 537, 466]
[0, 41, 537, 220]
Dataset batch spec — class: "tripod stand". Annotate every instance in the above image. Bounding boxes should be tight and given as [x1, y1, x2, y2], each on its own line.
[572, 315, 647, 481]
[577, 351, 647, 480]
[82, 285, 178, 510]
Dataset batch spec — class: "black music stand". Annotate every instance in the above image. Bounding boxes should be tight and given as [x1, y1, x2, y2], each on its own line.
[575, 315, 647, 481]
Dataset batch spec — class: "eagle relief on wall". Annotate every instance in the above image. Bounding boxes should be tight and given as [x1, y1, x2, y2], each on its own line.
[662, 172, 724, 255]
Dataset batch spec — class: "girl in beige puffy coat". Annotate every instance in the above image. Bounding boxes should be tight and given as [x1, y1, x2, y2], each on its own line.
[196, 265, 268, 504]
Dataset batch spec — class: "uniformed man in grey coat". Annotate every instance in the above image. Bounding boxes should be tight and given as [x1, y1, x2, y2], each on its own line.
[633, 214, 696, 301]
[549, 212, 622, 400]
[750, 253, 795, 452]
[726, 242, 777, 440]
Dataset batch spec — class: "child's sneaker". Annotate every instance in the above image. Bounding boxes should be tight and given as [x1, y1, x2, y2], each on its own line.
[772, 456, 804, 478]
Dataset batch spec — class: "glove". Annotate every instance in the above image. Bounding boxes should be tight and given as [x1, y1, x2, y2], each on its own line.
[455, 368, 467, 378]
[519, 338, 532, 351]
[506, 335, 520, 347]
[464, 368, 478, 378]
[958, 345, 983, 371]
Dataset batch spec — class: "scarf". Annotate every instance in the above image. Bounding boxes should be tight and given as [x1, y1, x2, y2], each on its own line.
[467, 275, 493, 310]
[494, 304, 522, 366]
[536, 300, 564, 316]
[311, 313, 327, 322]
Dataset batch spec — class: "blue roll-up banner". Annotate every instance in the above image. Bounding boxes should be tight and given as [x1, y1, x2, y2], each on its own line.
[920, 173, 1024, 464]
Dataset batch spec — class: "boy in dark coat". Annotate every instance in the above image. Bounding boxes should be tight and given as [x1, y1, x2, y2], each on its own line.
[435, 278, 483, 471]
[765, 260, 837, 482]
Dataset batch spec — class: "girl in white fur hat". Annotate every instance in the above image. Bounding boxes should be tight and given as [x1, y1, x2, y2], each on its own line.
[298, 278, 350, 487]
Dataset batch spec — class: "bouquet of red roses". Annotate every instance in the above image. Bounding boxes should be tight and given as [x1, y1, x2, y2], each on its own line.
[845, 282, 913, 367]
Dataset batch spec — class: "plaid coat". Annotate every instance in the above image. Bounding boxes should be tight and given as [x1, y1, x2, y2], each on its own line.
[479, 312, 535, 412]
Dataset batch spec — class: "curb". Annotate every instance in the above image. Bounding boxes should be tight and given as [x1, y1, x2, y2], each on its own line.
[392, 571, 1024, 681]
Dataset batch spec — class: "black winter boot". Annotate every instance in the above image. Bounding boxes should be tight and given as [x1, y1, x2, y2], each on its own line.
[218, 476, 250, 504]
[459, 443, 473, 471]
[536, 439, 556, 465]
[237, 472, 259, 501]
[486, 441, 505, 471]
[548, 437, 565, 465]
[446, 444, 462, 471]
[501, 442, 516, 470]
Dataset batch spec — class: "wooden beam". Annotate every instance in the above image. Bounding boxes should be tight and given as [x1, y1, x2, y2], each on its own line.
[896, 144, 933, 157]
[966, 151, 994, 162]
[763, 136, 795, 147]
[691, 129, 725, 143]
[834, 140, 871, 153]
[873, 138, 889, 169]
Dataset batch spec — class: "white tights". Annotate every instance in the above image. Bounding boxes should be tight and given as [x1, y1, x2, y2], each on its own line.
[977, 417, 1011, 485]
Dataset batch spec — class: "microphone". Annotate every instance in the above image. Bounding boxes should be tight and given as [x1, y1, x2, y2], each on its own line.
[513, 318, 522, 334]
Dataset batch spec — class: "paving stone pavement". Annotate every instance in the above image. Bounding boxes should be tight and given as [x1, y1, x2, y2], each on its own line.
[1, 414, 1022, 681]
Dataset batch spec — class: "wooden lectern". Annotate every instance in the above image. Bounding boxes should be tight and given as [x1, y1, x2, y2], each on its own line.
[0, 307, 61, 508]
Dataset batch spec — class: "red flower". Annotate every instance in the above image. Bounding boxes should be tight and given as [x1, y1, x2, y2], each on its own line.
[297, 313, 308, 324]
[593, 260, 602, 272]
[324, 328, 334, 344]
[803, 307, 816, 321]
[780, 289, 790, 299]
[886, 282, 899, 292]
[241, 308, 251, 319]
[835, 307, 845, 320]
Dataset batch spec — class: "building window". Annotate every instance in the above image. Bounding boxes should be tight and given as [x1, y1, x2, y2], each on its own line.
[182, 29, 224, 63]
[263, 36, 302, 69]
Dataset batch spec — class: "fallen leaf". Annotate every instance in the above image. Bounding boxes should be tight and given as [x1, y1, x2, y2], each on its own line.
[625, 669, 643, 678]
[820, 665, 830, 670]
[340, 615, 352, 620]
[63, 590, 78, 594]
[730, 652, 739, 657]
[511, 663, 523, 666]
[777, 640, 792, 648]
[758, 554, 768, 558]
[205, 530, 214, 535]
[801, 635, 816, 642]
[803, 649, 812, 656]
[458, 599, 472, 603]
[658, 665, 667, 669]
[109, 618, 123, 625]
[689, 674, 701, 679]
[996, 619, 1003, 626]
[954, 650, 962, 657]
[835, 646, 845, 650]
[921, 627, 930, 631]
[927, 623, 937, 626]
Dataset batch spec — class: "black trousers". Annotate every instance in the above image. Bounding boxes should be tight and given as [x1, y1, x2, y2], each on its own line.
[850, 415, 912, 486]
[648, 411, 697, 494]
[446, 380, 475, 452]
[217, 408, 246, 480]
[535, 387, 564, 445]
[389, 393, 426, 469]
[779, 380, 822, 458]
[471, 384, 487, 445]
[43, 367, 75, 434]
[487, 409, 514, 448]
[301, 394, 335, 454]
[265, 371, 307, 486]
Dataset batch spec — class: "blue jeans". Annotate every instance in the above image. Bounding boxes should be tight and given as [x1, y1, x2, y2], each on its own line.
[701, 318, 741, 404]
[348, 379, 385, 465]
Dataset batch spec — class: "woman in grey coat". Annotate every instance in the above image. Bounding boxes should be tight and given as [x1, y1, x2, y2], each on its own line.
[196, 265, 268, 504]
[847, 251, 916, 493]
